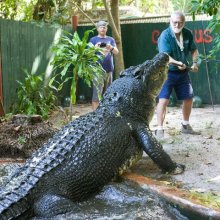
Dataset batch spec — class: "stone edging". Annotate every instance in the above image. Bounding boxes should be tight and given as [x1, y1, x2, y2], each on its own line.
[123, 172, 220, 220]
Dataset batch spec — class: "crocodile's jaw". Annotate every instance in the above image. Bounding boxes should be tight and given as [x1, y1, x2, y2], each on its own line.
[143, 53, 169, 98]
[119, 53, 169, 100]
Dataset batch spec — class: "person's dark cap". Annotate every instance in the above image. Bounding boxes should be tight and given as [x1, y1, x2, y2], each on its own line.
[96, 20, 108, 28]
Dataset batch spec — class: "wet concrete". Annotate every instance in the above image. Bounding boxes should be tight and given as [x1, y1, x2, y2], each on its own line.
[0, 163, 187, 220]
[0, 160, 219, 219]
[123, 172, 220, 220]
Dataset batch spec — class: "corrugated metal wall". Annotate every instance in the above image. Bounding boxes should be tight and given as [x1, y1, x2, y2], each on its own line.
[0, 18, 219, 113]
[0, 19, 72, 112]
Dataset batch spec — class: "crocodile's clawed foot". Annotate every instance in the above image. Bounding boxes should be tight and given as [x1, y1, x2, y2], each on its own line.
[172, 164, 185, 175]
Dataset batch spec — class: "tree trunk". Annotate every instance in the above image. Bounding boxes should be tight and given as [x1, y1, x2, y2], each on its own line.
[111, 0, 124, 79]
[103, 0, 124, 79]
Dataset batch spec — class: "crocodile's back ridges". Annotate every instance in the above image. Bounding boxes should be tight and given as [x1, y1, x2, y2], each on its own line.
[0, 111, 106, 218]
[0, 109, 136, 218]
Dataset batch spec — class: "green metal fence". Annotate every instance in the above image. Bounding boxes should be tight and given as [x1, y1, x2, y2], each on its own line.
[0, 18, 219, 113]
[0, 19, 70, 112]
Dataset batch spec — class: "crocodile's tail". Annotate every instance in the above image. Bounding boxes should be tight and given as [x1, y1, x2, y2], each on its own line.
[0, 191, 31, 220]
[0, 165, 35, 219]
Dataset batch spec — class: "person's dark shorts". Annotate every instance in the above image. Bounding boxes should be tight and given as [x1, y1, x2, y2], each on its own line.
[92, 72, 112, 102]
[158, 70, 194, 100]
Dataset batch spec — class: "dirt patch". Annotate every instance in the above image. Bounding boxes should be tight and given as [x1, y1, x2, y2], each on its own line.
[0, 115, 57, 158]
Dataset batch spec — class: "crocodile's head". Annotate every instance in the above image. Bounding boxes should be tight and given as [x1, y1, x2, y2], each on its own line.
[120, 52, 169, 98]
[99, 53, 169, 123]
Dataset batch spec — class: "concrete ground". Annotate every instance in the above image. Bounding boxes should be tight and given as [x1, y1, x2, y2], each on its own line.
[148, 105, 220, 194]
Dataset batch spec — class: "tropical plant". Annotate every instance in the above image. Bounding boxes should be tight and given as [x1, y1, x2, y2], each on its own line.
[50, 29, 104, 107]
[190, 0, 220, 59]
[13, 70, 57, 119]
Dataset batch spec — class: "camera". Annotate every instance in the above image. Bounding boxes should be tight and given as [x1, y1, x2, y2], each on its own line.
[99, 42, 107, 48]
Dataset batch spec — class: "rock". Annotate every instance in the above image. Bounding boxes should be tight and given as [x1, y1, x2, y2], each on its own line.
[11, 114, 42, 125]
[193, 96, 203, 108]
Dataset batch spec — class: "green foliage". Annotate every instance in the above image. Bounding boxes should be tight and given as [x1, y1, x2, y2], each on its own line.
[171, 0, 191, 13]
[190, 0, 220, 58]
[206, 15, 220, 58]
[1, 113, 13, 122]
[189, 190, 220, 210]
[92, 0, 103, 7]
[137, 0, 156, 14]
[0, 0, 70, 24]
[190, 0, 220, 17]
[0, 0, 37, 21]
[32, 0, 70, 24]
[50, 29, 104, 105]
[13, 70, 57, 119]
[18, 136, 26, 144]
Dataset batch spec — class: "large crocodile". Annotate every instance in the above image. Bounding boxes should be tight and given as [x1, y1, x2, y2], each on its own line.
[0, 53, 185, 219]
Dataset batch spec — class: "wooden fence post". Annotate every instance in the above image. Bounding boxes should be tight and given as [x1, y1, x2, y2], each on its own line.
[72, 15, 78, 32]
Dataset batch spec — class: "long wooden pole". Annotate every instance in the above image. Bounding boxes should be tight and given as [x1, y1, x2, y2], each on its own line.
[0, 41, 5, 116]
[201, 20, 214, 110]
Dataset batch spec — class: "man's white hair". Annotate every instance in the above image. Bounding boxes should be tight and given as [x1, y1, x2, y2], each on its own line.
[170, 11, 185, 22]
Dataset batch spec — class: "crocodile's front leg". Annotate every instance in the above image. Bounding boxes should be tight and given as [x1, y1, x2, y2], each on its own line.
[134, 125, 185, 174]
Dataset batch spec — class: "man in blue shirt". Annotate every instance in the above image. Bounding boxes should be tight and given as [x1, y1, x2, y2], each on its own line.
[90, 20, 119, 110]
[155, 11, 200, 138]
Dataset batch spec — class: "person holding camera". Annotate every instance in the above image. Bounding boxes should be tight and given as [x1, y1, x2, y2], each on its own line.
[90, 20, 119, 110]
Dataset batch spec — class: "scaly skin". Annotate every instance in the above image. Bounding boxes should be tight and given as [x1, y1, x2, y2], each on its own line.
[0, 53, 185, 219]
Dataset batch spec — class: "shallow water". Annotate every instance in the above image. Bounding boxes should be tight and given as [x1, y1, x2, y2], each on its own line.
[50, 181, 188, 220]
[0, 164, 188, 220]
